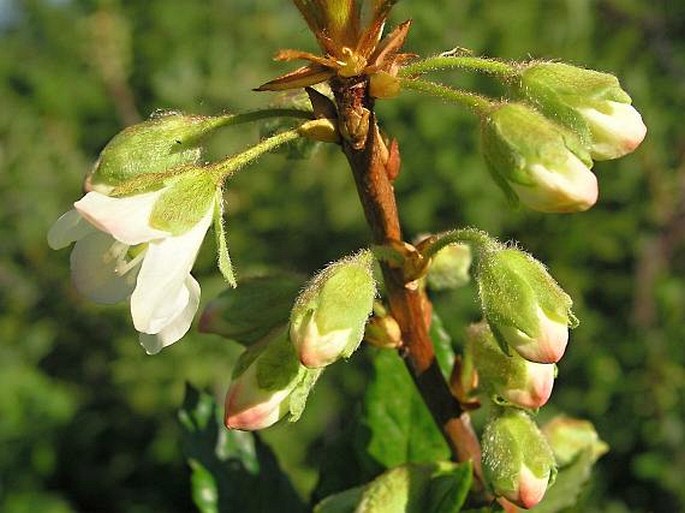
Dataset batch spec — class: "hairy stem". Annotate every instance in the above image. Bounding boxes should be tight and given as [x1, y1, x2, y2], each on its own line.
[330, 76, 487, 492]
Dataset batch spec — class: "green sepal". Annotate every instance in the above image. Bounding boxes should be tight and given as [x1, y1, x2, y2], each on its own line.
[482, 409, 556, 496]
[213, 189, 236, 288]
[200, 273, 304, 345]
[477, 247, 575, 339]
[314, 486, 366, 513]
[517, 62, 632, 150]
[231, 328, 322, 424]
[149, 170, 217, 235]
[90, 111, 233, 189]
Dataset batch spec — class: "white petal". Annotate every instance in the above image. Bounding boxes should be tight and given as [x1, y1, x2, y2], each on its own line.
[48, 209, 95, 249]
[579, 101, 647, 160]
[74, 190, 169, 245]
[138, 275, 201, 354]
[130, 205, 213, 333]
[513, 153, 598, 213]
[291, 317, 353, 368]
[70, 231, 139, 304]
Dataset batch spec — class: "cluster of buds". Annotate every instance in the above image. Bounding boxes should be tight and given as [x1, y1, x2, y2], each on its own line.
[224, 251, 376, 430]
[482, 62, 646, 213]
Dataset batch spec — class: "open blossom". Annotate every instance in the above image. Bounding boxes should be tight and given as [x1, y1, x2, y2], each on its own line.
[48, 188, 214, 354]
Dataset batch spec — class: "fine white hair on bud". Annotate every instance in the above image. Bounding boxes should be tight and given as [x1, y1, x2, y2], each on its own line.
[482, 409, 556, 509]
[476, 247, 578, 364]
[290, 250, 377, 368]
[464, 322, 556, 409]
[519, 61, 646, 161]
[481, 103, 598, 214]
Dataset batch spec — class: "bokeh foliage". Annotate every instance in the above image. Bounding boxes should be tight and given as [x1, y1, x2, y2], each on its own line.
[0, 0, 683, 511]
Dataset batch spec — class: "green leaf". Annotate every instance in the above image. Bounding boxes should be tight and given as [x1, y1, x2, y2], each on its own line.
[213, 190, 236, 287]
[199, 273, 304, 345]
[430, 312, 455, 380]
[529, 449, 596, 513]
[359, 349, 451, 470]
[178, 384, 306, 513]
[427, 461, 473, 513]
[314, 462, 473, 513]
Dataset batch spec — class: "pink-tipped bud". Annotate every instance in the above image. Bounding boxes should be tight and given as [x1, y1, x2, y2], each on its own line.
[481, 103, 598, 214]
[224, 329, 320, 431]
[496, 306, 569, 364]
[477, 248, 578, 364]
[519, 62, 646, 161]
[224, 363, 293, 431]
[482, 409, 556, 509]
[465, 322, 556, 410]
[290, 251, 376, 368]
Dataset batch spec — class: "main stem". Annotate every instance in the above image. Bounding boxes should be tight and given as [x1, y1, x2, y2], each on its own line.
[330, 76, 485, 488]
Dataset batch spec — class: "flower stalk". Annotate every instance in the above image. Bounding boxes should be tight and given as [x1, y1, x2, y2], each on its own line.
[399, 55, 518, 78]
[329, 75, 488, 495]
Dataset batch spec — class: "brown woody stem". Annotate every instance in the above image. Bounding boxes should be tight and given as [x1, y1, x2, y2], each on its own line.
[330, 76, 487, 491]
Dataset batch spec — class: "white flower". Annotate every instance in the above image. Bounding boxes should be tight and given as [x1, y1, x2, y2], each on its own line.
[48, 189, 213, 354]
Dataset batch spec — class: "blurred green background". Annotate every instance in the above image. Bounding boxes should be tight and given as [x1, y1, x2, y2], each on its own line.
[1, 0, 683, 511]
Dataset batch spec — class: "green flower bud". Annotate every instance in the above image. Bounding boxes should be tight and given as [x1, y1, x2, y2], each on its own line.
[482, 409, 556, 509]
[87, 111, 232, 192]
[224, 328, 321, 431]
[542, 416, 608, 467]
[290, 251, 376, 368]
[482, 103, 598, 213]
[519, 62, 646, 161]
[464, 322, 555, 410]
[477, 247, 577, 363]
[427, 242, 472, 291]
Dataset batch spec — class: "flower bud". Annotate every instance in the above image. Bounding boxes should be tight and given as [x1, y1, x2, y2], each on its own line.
[290, 251, 376, 368]
[482, 103, 598, 213]
[224, 328, 321, 431]
[477, 247, 577, 363]
[426, 242, 472, 291]
[465, 322, 555, 409]
[519, 62, 646, 161]
[87, 111, 232, 192]
[542, 416, 608, 467]
[482, 409, 556, 509]
[364, 305, 403, 349]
